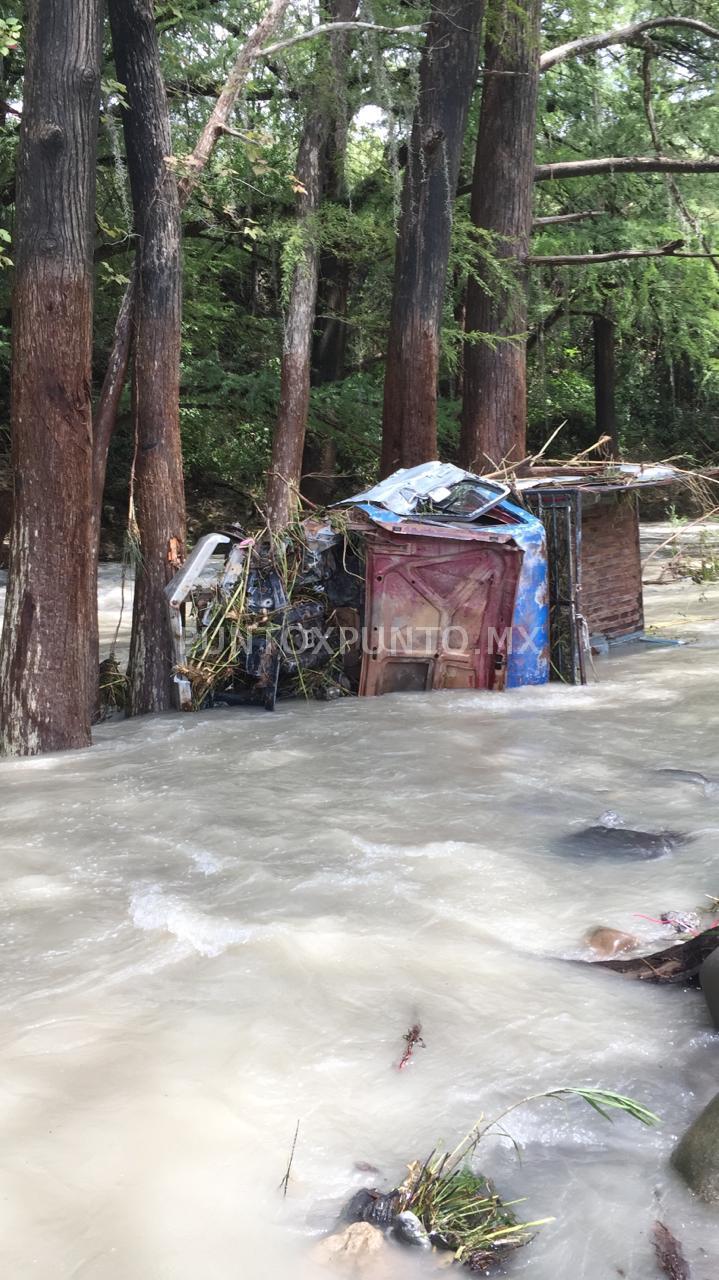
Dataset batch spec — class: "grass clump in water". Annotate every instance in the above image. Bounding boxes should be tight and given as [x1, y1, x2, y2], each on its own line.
[391, 1088, 659, 1271]
[399, 1162, 539, 1270]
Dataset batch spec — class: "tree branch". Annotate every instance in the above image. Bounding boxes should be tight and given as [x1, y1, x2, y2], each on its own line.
[260, 20, 422, 58]
[541, 17, 719, 71]
[528, 242, 716, 266]
[534, 155, 719, 180]
[533, 209, 607, 227]
[526, 292, 578, 350]
[640, 49, 719, 278]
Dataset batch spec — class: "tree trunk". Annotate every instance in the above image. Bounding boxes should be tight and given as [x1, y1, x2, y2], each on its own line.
[593, 311, 618, 457]
[108, 0, 185, 714]
[311, 0, 358, 390]
[460, 0, 541, 472]
[0, 0, 101, 756]
[380, 0, 484, 476]
[266, 111, 327, 527]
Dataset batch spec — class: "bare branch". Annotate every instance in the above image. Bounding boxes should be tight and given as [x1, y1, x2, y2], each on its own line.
[535, 155, 719, 180]
[260, 21, 422, 58]
[528, 242, 716, 266]
[533, 209, 607, 227]
[640, 49, 719, 278]
[526, 291, 578, 350]
[179, 0, 294, 201]
[541, 17, 719, 71]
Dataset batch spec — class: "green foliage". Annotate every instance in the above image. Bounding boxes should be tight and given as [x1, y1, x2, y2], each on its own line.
[0, 17, 21, 58]
[4, 0, 718, 517]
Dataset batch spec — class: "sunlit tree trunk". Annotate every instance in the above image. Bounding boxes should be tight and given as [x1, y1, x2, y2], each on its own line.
[0, 0, 101, 755]
[380, 0, 484, 475]
[109, 0, 186, 714]
[460, 0, 541, 471]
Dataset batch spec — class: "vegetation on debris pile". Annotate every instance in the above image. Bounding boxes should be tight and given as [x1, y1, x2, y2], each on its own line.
[377, 1087, 659, 1270]
[176, 509, 360, 709]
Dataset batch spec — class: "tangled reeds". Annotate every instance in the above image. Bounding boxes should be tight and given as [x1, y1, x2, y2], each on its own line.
[350, 1087, 659, 1271]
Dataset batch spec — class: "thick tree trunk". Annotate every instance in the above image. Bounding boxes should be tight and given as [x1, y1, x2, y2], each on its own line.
[380, 0, 484, 475]
[108, 0, 185, 714]
[311, 0, 358, 390]
[460, 0, 541, 472]
[593, 311, 618, 457]
[266, 111, 327, 528]
[0, 0, 101, 756]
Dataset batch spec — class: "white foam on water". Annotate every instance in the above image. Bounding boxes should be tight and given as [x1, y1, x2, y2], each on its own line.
[129, 886, 252, 957]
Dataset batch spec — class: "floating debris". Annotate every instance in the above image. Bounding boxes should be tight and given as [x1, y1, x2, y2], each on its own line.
[331, 1088, 658, 1272]
[589, 926, 719, 983]
[652, 1220, 691, 1280]
[397, 1023, 425, 1071]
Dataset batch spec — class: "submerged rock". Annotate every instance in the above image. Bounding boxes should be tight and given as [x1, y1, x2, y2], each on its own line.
[311, 1222, 386, 1271]
[655, 767, 719, 794]
[671, 1092, 719, 1203]
[343, 1188, 400, 1228]
[585, 926, 638, 958]
[560, 825, 689, 860]
[391, 1210, 431, 1250]
[700, 948, 719, 1030]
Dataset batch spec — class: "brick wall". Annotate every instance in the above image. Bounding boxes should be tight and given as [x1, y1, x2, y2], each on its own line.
[580, 492, 643, 639]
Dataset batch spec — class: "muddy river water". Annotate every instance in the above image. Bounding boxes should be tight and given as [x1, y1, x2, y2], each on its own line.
[0, 555, 718, 1278]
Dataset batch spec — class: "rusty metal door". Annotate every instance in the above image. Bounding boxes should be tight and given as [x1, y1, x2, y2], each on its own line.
[359, 532, 523, 696]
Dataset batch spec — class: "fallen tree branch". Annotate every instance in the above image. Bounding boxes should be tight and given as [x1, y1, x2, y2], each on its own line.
[524, 241, 711, 267]
[527, 242, 719, 265]
[591, 925, 719, 983]
[533, 209, 607, 227]
[535, 155, 719, 181]
[641, 503, 719, 568]
[541, 16, 719, 71]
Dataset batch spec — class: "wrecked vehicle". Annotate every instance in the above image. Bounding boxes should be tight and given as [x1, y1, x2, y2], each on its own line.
[164, 462, 549, 711]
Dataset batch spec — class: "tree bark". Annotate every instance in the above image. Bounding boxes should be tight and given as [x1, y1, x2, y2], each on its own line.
[311, 0, 359, 390]
[460, 0, 541, 472]
[593, 312, 618, 457]
[0, 0, 101, 755]
[380, 0, 484, 476]
[266, 110, 327, 528]
[92, 4, 420, 528]
[108, 0, 185, 715]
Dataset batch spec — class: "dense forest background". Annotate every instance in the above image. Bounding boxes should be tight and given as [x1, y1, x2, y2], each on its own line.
[1, 0, 717, 546]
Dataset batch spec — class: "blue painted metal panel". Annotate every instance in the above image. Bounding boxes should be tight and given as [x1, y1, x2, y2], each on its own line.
[502, 504, 549, 688]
